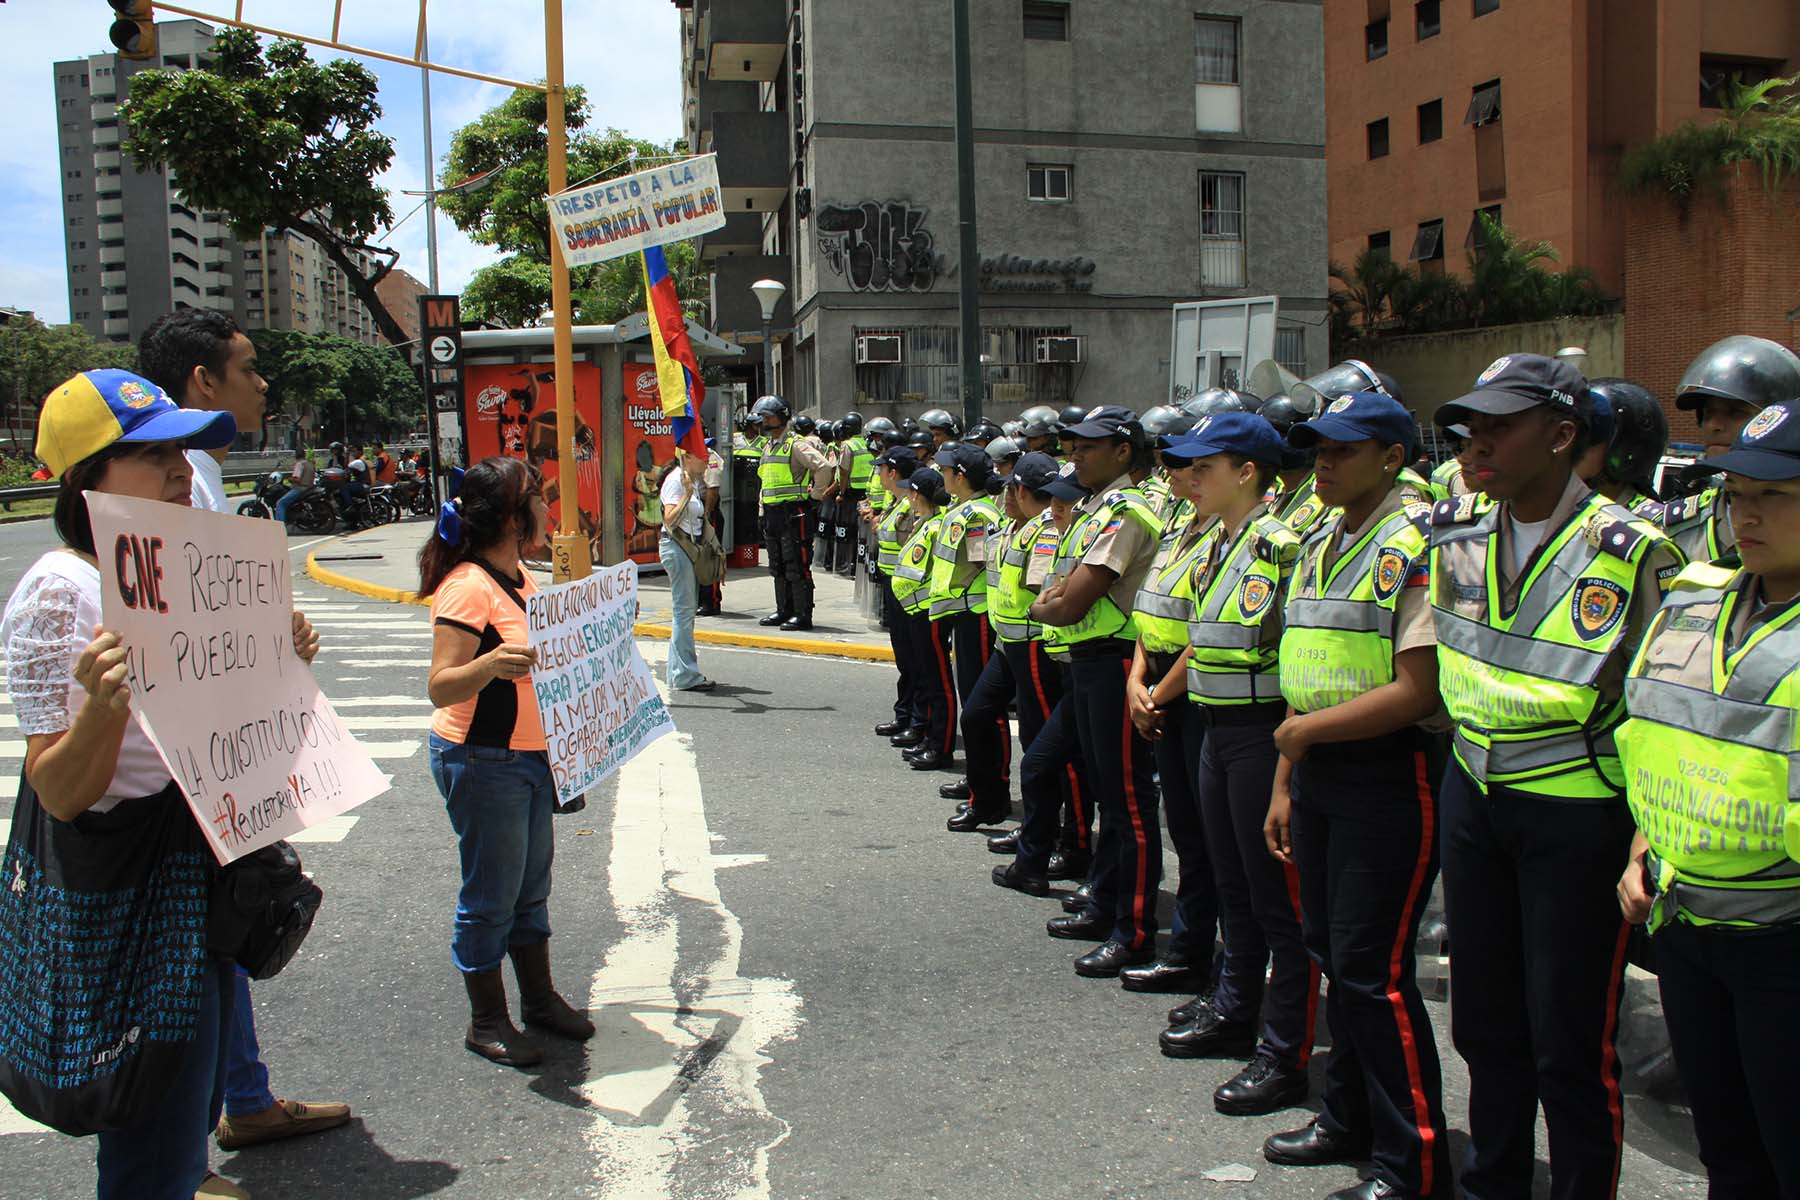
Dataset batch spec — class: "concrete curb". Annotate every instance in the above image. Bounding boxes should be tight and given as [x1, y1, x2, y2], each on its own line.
[305, 541, 896, 664]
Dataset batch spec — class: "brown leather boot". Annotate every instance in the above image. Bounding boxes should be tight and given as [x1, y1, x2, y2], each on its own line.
[461, 968, 543, 1067]
[508, 940, 595, 1041]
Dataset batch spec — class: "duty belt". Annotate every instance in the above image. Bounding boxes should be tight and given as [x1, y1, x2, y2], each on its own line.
[1646, 850, 1800, 929]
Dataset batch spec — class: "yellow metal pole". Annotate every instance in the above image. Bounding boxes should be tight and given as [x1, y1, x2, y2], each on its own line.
[543, 0, 589, 580]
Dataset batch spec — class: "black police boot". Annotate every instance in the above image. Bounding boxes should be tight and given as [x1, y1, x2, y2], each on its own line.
[986, 829, 1020, 855]
[1324, 1180, 1406, 1200]
[1213, 1050, 1310, 1116]
[781, 615, 813, 632]
[1118, 957, 1204, 994]
[1047, 849, 1090, 881]
[1073, 940, 1156, 978]
[1262, 1119, 1372, 1167]
[1159, 1008, 1257, 1060]
[1060, 882, 1094, 914]
[939, 778, 971, 800]
[991, 862, 1050, 897]
[875, 721, 907, 737]
[947, 805, 1006, 832]
[890, 728, 924, 749]
[758, 611, 788, 627]
[1167, 989, 1217, 1028]
[906, 749, 951, 771]
[1046, 912, 1109, 941]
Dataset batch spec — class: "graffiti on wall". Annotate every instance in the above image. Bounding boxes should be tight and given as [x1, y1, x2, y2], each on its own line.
[815, 200, 944, 293]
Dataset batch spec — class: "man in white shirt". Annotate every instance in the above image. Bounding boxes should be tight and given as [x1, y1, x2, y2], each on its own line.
[138, 309, 352, 1154]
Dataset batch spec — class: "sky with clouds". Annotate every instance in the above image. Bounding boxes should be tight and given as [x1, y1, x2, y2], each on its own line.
[0, 2, 684, 324]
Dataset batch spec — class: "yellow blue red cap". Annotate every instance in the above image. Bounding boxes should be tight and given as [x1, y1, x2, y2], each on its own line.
[35, 369, 237, 478]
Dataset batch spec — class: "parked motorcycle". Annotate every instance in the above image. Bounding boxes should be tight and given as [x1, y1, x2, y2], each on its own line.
[236, 470, 288, 519]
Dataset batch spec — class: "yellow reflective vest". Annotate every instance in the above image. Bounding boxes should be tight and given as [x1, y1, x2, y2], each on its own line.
[890, 511, 945, 616]
[1041, 487, 1164, 655]
[987, 511, 1056, 644]
[758, 432, 809, 506]
[1132, 512, 1216, 655]
[1185, 513, 1300, 705]
[1619, 563, 1800, 931]
[927, 495, 1001, 619]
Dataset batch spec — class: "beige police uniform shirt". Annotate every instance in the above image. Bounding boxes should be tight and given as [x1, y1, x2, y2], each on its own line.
[1074, 472, 1158, 616]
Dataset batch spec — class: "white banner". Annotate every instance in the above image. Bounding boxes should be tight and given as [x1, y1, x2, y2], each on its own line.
[546, 153, 727, 269]
[526, 563, 675, 805]
[87, 494, 389, 864]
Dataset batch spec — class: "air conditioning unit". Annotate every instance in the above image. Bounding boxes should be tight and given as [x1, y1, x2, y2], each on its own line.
[1035, 335, 1085, 364]
[855, 334, 903, 365]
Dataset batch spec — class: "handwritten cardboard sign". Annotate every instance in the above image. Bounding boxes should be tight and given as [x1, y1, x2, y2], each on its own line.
[86, 493, 389, 864]
[525, 562, 674, 805]
[545, 153, 725, 268]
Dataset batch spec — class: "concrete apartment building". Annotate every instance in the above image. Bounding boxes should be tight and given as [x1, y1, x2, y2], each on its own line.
[55, 18, 395, 350]
[1326, 0, 1800, 294]
[678, 0, 1330, 420]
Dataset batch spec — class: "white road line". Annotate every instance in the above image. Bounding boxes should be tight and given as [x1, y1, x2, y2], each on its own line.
[336, 715, 429, 731]
[580, 682, 800, 1198]
[327, 696, 432, 707]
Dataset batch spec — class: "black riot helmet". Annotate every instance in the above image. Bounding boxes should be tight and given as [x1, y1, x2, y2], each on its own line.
[839, 410, 866, 436]
[1675, 335, 1800, 413]
[919, 408, 963, 438]
[751, 395, 791, 426]
[899, 416, 919, 435]
[1138, 405, 1189, 440]
[907, 429, 935, 452]
[1057, 404, 1088, 427]
[1290, 359, 1395, 417]
[986, 436, 1022, 465]
[1018, 405, 1060, 439]
[1256, 394, 1307, 439]
[1180, 388, 1260, 421]
[965, 418, 1002, 447]
[792, 414, 816, 436]
[1588, 378, 1668, 493]
[864, 416, 897, 450]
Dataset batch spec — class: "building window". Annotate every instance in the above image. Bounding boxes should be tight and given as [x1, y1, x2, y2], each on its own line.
[1367, 118, 1390, 159]
[1194, 16, 1243, 133]
[1022, 2, 1068, 41]
[1027, 163, 1072, 202]
[1465, 79, 1501, 126]
[1416, 0, 1441, 39]
[1418, 98, 1444, 143]
[1275, 326, 1309, 378]
[1473, 0, 1498, 14]
[1365, 18, 1389, 60]
[1466, 204, 1502, 260]
[1409, 219, 1445, 266]
[1199, 171, 1247, 288]
[1700, 56, 1781, 109]
[1368, 230, 1392, 257]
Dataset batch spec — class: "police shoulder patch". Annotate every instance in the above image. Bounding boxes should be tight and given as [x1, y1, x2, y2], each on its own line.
[1571, 576, 1628, 642]
[1239, 573, 1276, 617]
[1431, 496, 1476, 527]
[1372, 548, 1409, 601]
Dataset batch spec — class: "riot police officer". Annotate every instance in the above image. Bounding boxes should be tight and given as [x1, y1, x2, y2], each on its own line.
[1577, 379, 1669, 521]
[1663, 335, 1800, 564]
[794, 415, 835, 573]
[1018, 405, 1063, 456]
[1181, 387, 1260, 425]
[919, 408, 963, 448]
[1259, 393, 1330, 540]
[754, 396, 834, 631]
[965, 417, 1003, 449]
[836, 411, 875, 576]
[1428, 354, 1681, 1200]
[1138, 404, 1192, 521]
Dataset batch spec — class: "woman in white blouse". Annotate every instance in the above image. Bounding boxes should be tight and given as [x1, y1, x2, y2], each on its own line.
[658, 448, 714, 691]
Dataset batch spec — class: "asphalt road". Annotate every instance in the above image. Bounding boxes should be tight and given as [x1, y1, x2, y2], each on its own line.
[0, 516, 1709, 1199]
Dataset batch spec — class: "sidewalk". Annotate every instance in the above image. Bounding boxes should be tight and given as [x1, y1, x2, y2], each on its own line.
[304, 516, 895, 662]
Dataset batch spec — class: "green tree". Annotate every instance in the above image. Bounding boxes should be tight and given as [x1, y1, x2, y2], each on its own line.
[1620, 73, 1800, 204]
[440, 89, 708, 326]
[249, 329, 420, 443]
[0, 317, 137, 452]
[121, 30, 410, 345]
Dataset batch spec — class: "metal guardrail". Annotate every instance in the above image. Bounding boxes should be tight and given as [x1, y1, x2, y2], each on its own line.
[0, 453, 294, 512]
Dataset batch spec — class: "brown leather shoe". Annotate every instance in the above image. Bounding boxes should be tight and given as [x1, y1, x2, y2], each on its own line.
[214, 1098, 351, 1150]
[509, 941, 596, 1041]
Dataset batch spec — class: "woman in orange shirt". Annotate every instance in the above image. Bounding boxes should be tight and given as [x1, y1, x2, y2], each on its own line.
[420, 457, 594, 1068]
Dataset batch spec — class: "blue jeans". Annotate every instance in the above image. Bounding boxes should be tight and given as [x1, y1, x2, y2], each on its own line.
[273, 487, 300, 523]
[428, 733, 556, 973]
[658, 532, 704, 689]
[96, 956, 236, 1200]
[223, 968, 274, 1117]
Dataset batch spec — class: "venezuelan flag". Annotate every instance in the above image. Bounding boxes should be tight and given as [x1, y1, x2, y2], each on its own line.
[640, 245, 707, 458]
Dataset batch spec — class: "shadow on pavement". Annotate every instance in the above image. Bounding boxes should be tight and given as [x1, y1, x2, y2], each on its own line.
[220, 1120, 458, 1198]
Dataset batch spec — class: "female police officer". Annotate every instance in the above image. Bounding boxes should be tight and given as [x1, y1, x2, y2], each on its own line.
[1617, 398, 1800, 1200]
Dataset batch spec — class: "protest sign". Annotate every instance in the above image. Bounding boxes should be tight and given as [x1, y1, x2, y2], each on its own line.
[525, 561, 674, 805]
[86, 493, 389, 864]
[545, 153, 725, 269]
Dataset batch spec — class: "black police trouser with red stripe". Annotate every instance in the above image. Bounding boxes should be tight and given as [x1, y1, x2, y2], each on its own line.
[951, 612, 1008, 780]
[878, 574, 920, 728]
[760, 502, 814, 620]
[1291, 732, 1451, 1199]
[1015, 688, 1084, 867]
[1199, 709, 1318, 1070]
[1150, 689, 1217, 967]
[1003, 640, 1081, 840]
[1439, 762, 1635, 1200]
[1654, 920, 1800, 1200]
[1066, 647, 1160, 951]
[960, 645, 1014, 814]
[909, 612, 956, 757]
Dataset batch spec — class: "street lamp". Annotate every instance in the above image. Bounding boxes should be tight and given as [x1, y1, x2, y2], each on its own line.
[751, 278, 786, 400]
